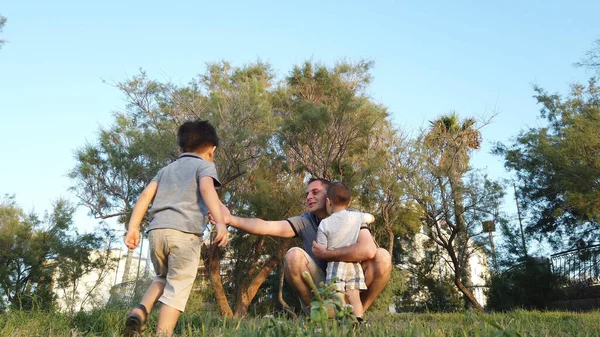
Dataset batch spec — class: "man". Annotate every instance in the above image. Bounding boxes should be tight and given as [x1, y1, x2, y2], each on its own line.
[218, 178, 392, 313]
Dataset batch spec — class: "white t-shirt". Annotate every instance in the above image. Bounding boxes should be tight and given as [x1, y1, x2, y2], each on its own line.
[316, 209, 375, 250]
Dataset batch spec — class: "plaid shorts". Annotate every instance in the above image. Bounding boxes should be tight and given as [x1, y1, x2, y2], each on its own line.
[326, 261, 367, 291]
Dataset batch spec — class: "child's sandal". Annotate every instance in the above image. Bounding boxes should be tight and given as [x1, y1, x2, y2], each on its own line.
[123, 303, 148, 336]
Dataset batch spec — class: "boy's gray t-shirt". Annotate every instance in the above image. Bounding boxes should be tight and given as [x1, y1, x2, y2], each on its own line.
[147, 153, 221, 235]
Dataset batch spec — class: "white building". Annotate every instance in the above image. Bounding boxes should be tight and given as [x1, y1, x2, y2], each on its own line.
[53, 241, 151, 313]
[399, 227, 490, 307]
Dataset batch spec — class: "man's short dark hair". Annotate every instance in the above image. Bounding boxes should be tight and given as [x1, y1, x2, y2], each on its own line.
[327, 182, 351, 206]
[177, 120, 219, 153]
[308, 177, 331, 189]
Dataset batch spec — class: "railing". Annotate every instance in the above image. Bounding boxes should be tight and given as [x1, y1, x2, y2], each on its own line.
[550, 244, 600, 287]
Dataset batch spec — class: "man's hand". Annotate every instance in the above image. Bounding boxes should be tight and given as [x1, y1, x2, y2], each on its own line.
[209, 202, 231, 225]
[213, 224, 228, 247]
[312, 240, 329, 260]
[124, 230, 140, 250]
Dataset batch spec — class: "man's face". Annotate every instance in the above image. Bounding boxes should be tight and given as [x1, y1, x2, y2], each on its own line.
[305, 180, 327, 214]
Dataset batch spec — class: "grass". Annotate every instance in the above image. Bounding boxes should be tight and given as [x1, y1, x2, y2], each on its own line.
[1, 309, 599, 336]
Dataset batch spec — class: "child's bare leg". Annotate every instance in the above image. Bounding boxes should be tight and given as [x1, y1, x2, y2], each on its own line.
[156, 304, 181, 337]
[346, 289, 363, 318]
[130, 281, 165, 319]
[330, 291, 346, 318]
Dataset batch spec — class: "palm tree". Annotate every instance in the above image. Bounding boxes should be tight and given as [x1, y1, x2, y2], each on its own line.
[424, 112, 481, 177]
[423, 112, 484, 312]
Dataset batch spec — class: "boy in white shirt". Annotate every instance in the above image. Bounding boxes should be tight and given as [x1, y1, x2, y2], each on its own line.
[316, 182, 374, 322]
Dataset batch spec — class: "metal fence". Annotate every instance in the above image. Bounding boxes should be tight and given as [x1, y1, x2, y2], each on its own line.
[550, 244, 600, 287]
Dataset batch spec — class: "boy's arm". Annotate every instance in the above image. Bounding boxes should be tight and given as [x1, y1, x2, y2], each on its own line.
[200, 176, 228, 247]
[124, 181, 158, 250]
[362, 212, 375, 225]
[215, 203, 296, 238]
[312, 228, 377, 262]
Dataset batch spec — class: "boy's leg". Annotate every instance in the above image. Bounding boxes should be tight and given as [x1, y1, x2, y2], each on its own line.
[126, 229, 169, 333]
[129, 280, 166, 319]
[154, 229, 202, 335]
[156, 304, 181, 337]
[360, 248, 392, 312]
[345, 289, 363, 318]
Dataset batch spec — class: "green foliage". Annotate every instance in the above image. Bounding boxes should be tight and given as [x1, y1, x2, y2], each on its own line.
[368, 267, 409, 314]
[275, 60, 390, 183]
[0, 14, 6, 49]
[494, 79, 600, 247]
[398, 261, 464, 313]
[575, 39, 600, 75]
[486, 259, 567, 311]
[0, 196, 107, 312]
[3, 308, 600, 336]
[301, 271, 356, 324]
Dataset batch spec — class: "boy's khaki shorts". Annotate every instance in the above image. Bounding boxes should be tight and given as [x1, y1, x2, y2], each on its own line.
[148, 228, 202, 312]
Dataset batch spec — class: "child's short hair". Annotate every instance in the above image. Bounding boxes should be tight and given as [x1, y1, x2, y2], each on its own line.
[327, 182, 351, 206]
[177, 120, 219, 153]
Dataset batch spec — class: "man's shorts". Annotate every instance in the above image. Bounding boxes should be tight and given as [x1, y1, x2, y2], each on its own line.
[285, 247, 326, 314]
[286, 247, 325, 285]
[326, 261, 367, 291]
[148, 228, 202, 312]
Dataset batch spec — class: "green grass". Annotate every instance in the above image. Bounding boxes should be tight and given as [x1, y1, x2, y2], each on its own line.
[1, 309, 599, 336]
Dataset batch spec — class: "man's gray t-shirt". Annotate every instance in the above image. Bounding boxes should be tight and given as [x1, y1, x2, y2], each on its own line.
[286, 212, 327, 271]
[147, 153, 221, 235]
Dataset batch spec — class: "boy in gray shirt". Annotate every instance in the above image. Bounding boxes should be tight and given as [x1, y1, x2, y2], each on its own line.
[316, 182, 374, 322]
[123, 120, 228, 337]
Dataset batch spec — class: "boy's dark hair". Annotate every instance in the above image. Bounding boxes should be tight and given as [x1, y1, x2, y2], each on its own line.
[177, 120, 219, 153]
[308, 177, 331, 189]
[327, 182, 351, 206]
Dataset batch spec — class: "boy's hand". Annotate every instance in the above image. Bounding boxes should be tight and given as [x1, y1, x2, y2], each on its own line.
[213, 224, 228, 247]
[124, 230, 140, 250]
[312, 240, 329, 260]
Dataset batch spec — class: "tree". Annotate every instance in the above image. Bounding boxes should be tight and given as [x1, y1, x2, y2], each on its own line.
[575, 39, 600, 74]
[359, 125, 421, 257]
[0, 14, 6, 49]
[0, 196, 106, 311]
[494, 79, 600, 247]
[274, 60, 389, 183]
[53, 227, 117, 314]
[401, 113, 498, 312]
[0, 195, 47, 310]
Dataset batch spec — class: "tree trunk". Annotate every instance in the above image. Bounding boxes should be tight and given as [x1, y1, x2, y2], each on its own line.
[206, 245, 234, 317]
[278, 266, 297, 319]
[122, 249, 134, 282]
[381, 201, 395, 256]
[233, 256, 279, 317]
[454, 276, 484, 312]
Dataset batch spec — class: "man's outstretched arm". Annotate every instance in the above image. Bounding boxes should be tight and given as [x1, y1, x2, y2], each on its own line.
[213, 203, 296, 238]
[312, 228, 377, 262]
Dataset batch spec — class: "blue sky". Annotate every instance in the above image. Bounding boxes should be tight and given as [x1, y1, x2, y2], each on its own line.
[1, 1, 598, 241]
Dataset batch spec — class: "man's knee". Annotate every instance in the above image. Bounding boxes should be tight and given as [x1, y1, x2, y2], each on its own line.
[375, 248, 392, 269]
[368, 248, 392, 278]
[284, 247, 308, 277]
